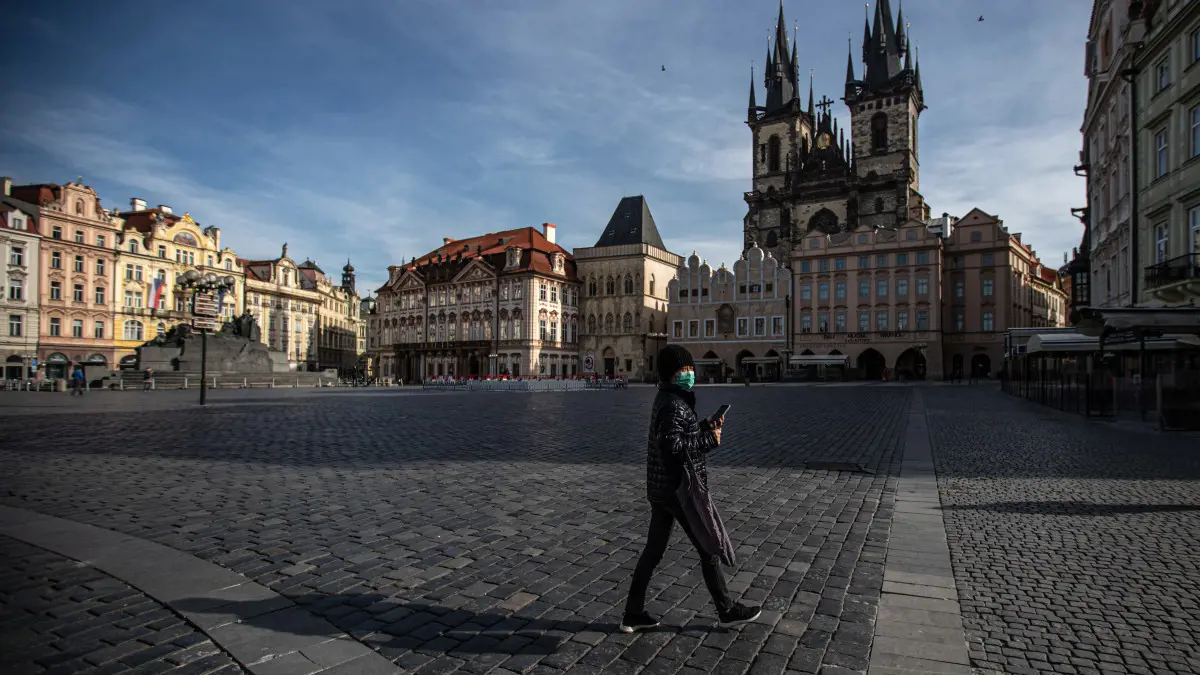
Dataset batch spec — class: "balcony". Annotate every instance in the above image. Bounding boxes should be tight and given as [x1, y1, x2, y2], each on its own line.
[1145, 254, 1200, 305]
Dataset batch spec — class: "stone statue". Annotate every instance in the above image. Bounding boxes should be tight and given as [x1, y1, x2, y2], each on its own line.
[282, 242, 288, 259]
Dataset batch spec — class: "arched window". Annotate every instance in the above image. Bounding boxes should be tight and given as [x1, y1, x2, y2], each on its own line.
[123, 320, 144, 341]
[871, 112, 888, 151]
[606, 277, 615, 294]
[588, 279, 597, 296]
[767, 135, 781, 172]
[128, 240, 139, 254]
[604, 313, 614, 334]
[587, 315, 596, 334]
[649, 275, 656, 297]
[623, 313, 633, 333]
[766, 230, 778, 247]
[75, 200, 84, 215]
[156, 322, 166, 336]
[624, 275, 634, 294]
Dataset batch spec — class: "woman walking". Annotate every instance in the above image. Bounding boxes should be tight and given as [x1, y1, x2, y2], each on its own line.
[620, 345, 760, 632]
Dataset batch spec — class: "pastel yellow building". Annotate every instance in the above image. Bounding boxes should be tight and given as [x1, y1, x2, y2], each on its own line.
[114, 200, 244, 366]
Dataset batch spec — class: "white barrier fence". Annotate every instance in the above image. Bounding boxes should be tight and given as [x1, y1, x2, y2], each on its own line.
[422, 379, 624, 392]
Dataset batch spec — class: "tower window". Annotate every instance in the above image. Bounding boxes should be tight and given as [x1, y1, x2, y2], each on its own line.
[871, 113, 888, 151]
[767, 136, 781, 172]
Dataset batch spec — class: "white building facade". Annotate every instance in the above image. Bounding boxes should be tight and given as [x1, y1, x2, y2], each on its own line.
[1, 187, 41, 380]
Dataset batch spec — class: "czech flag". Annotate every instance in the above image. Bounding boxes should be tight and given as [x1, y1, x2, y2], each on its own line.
[150, 277, 165, 309]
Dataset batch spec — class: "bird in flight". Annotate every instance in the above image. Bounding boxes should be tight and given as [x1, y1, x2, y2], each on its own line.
[661, 65, 666, 71]
[978, 15, 984, 21]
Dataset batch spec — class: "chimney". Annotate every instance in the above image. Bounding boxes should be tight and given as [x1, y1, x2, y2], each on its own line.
[542, 222, 556, 244]
[131, 197, 146, 211]
[443, 237, 456, 246]
[1, 177, 10, 196]
[158, 204, 172, 214]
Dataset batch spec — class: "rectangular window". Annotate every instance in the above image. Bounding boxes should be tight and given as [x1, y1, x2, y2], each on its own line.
[7, 278, 21, 301]
[858, 311, 869, 331]
[96, 235, 105, 248]
[859, 280, 869, 298]
[550, 321, 557, 342]
[800, 261, 811, 273]
[897, 311, 909, 330]
[96, 259, 105, 276]
[982, 252, 995, 266]
[73, 255, 84, 272]
[8, 247, 22, 266]
[896, 253, 908, 266]
[1155, 129, 1169, 178]
[772, 316, 784, 336]
[818, 313, 829, 332]
[550, 286, 557, 303]
[801, 285, 812, 301]
[1155, 222, 1169, 263]
[688, 320, 699, 338]
[1156, 57, 1170, 91]
[673, 321, 683, 338]
[835, 311, 846, 332]
[754, 317, 766, 336]
[835, 258, 846, 271]
[858, 255, 869, 269]
[51, 252, 62, 269]
[50, 317, 61, 336]
[1191, 105, 1200, 160]
[539, 283, 547, 300]
[8, 314, 21, 337]
[982, 312, 995, 332]
[93, 320, 103, 339]
[124, 290, 144, 308]
[916, 251, 929, 265]
[876, 254, 888, 267]
[897, 279, 908, 297]
[917, 310, 929, 330]
[876, 279, 888, 297]
[875, 310, 888, 331]
[917, 277, 929, 295]
[835, 281, 846, 300]
[736, 317, 749, 337]
[818, 282, 829, 301]
[1190, 206, 1200, 254]
[72, 319, 83, 338]
[50, 281, 61, 300]
[704, 319, 715, 337]
[954, 280, 965, 298]
[95, 287, 105, 304]
[955, 311, 965, 331]
[983, 279, 994, 296]
[1191, 28, 1200, 64]
[52, 226, 62, 240]
[125, 263, 134, 280]
[819, 259, 830, 272]
[801, 315, 812, 332]
[73, 284, 84, 302]
[74, 230, 84, 243]
[158, 245, 167, 258]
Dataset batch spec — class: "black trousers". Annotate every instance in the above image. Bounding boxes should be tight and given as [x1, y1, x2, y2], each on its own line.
[625, 499, 732, 615]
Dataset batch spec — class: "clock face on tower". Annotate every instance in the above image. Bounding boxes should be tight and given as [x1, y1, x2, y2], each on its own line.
[816, 132, 832, 150]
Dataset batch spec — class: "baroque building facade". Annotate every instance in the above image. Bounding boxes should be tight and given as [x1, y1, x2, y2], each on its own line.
[371, 223, 580, 381]
[1, 179, 41, 380]
[114, 200, 244, 367]
[575, 196, 681, 381]
[10, 180, 123, 379]
[242, 245, 362, 373]
[667, 243, 791, 382]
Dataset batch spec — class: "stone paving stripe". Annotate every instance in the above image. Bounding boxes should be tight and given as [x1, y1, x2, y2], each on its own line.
[869, 390, 971, 675]
[0, 505, 400, 674]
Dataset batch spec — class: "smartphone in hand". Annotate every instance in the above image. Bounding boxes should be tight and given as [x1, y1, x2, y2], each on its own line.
[712, 404, 731, 424]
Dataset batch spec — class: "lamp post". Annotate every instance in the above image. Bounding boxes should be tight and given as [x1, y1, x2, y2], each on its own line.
[176, 269, 236, 405]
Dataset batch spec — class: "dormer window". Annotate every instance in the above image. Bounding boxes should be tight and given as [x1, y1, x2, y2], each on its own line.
[552, 252, 564, 273]
[506, 247, 522, 269]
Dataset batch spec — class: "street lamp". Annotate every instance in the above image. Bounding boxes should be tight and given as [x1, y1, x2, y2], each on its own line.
[176, 269, 237, 405]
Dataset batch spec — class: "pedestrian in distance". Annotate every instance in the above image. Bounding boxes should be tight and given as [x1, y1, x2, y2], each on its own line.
[70, 366, 86, 396]
[143, 368, 154, 391]
[621, 345, 761, 633]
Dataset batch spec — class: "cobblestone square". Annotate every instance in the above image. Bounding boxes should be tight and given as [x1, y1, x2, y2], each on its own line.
[1, 385, 1198, 675]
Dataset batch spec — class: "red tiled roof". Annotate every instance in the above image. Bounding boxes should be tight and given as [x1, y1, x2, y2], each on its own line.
[10, 184, 61, 207]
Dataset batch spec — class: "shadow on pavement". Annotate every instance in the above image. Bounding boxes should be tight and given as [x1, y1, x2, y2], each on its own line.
[173, 593, 711, 658]
[940, 501, 1200, 516]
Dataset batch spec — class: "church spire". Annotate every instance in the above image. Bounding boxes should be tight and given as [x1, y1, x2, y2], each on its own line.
[862, 4, 872, 64]
[896, 1, 908, 54]
[808, 73, 815, 118]
[748, 66, 758, 122]
[845, 37, 856, 84]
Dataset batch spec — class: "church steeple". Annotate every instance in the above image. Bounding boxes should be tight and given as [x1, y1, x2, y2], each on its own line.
[747, 67, 758, 122]
[762, 0, 798, 116]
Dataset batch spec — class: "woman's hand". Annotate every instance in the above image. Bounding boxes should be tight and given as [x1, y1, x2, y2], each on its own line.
[711, 426, 722, 445]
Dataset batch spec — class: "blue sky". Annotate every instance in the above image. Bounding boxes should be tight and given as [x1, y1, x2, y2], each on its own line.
[0, 0, 1090, 294]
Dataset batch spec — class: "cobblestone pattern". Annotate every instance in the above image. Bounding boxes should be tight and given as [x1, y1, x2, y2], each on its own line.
[0, 536, 245, 675]
[0, 387, 909, 674]
[925, 387, 1200, 675]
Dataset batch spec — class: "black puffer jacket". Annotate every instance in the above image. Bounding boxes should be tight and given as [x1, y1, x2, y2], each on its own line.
[646, 383, 719, 503]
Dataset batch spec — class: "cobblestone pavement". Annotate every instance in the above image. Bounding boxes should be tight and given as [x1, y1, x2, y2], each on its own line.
[1, 387, 909, 674]
[0, 536, 245, 675]
[925, 387, 1200, 675]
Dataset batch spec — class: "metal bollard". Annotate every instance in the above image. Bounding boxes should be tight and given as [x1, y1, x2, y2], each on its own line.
[184, 376, 189, 389]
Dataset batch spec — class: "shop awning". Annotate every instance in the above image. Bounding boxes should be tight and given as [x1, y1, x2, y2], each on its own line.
[1074, 307, 1200, 337]
[694, 358, 722, 365]
[1027, 332, 1200, 354]
[789, 355, 850, 366]
[742, 356, 781, 364]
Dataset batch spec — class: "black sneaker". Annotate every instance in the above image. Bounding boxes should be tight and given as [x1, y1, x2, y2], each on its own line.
[717, 603, 761, 627]
[619, 611, 660, 633]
